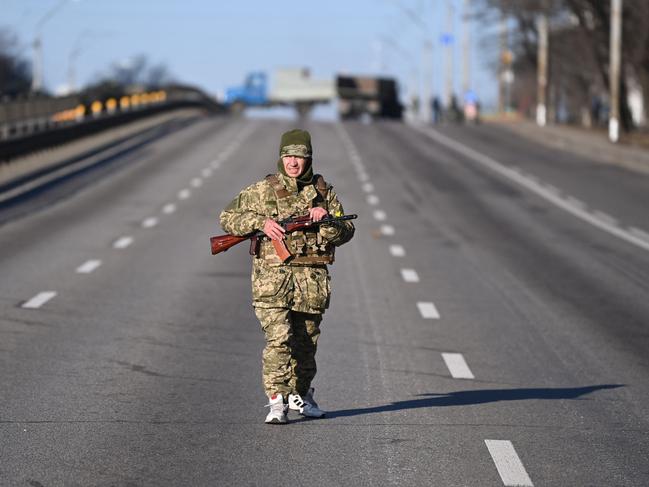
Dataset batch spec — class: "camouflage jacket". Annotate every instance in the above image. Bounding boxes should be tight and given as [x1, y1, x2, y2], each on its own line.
[219, 172, 354, 313]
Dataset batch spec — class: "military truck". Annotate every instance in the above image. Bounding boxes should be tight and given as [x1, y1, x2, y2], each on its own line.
[336, 75, 403, 120]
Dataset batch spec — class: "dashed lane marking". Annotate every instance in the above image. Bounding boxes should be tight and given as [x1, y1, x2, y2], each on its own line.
[380, 224, 395, 236]
[389, 244, 406, 257]
[367, 194, 379, 205]
[401, 268, 420, 282]
[190, 178, 203, 188]
[201, 168, 212, 178]
[485, 440, 534, 486]
[415, 125, 649, 253]
[162, 203, 176, 214]
[178, 189, 191, 200]
[21, 291, 57, 309]
[362, 182, 375, 193]
[417, 302, 440, 319]
[373, 210, 387, 221]
[141, 217, 158, 228]
[112, 236, 134, 249]
[358, 172, 370, 182]
[442, 353, 475, 379]
[76, 260, 102, 274]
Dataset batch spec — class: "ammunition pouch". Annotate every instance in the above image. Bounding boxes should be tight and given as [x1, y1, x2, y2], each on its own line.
[258, 229, 335, 265]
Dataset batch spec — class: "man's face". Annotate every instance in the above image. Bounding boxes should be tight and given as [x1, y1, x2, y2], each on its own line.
[282, 155, 307, 178]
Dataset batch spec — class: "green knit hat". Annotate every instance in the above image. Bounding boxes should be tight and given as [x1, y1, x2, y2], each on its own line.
[279, 129, 312, 158]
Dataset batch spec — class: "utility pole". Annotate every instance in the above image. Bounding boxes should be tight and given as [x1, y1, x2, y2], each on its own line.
[609, 0, 622, 142]
[498, 15, 508, 113]
[421, 40, 432, 123]
[444, 1, 455, 107]
[536, 13, 549, 126]
[462, 0, 471, 96]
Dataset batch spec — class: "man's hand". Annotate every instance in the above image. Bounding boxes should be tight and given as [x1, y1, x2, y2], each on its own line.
[309, 207, 328, 222]
[263, 218, 285, 241]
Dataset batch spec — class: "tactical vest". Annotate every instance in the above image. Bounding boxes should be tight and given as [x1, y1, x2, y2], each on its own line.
[257, 174, 335, 265]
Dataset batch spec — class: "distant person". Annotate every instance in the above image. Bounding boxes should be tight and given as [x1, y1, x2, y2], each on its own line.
[431, 96, 442, 124]
[220, 129, 355, 424]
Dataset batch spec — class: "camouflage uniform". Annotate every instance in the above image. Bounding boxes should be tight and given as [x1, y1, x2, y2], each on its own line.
[220, 131, 354, 398]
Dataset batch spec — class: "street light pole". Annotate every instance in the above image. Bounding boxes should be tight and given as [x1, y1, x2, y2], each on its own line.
[609, 0, 623, 143]
[536, 13, 549, 127]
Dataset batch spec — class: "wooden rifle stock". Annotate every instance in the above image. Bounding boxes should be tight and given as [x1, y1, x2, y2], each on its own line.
[210, 214, 357, 257]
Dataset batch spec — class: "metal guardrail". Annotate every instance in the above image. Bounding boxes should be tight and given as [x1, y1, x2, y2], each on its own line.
[0, 86, 222, 161]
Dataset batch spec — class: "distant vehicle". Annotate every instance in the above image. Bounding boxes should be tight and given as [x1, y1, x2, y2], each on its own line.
[336, 75, 403, 120]
[224, 68, 335, 117]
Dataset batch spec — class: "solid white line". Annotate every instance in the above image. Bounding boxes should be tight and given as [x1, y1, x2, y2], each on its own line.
[178, 189, 191, 200]
[373, 210, 387, 221]
[543, 183, 561, 195]
[485, 440, 534, 486]
[162, 203, 176, 214]
[141, 217, 158, 228]
[367, 194, 380, 206]
[190, 178, 203, 188]
[401, 268, 420, 282]
[415, 125, 649, 253]
[112, 236, 133, 249]
[441, 353, 475, 379]
[417, 302, 440, 319]
[389, 244, 406, 257]
[592, 210, 618, 226]
[629, 226, 649, 243]
[76, 259, 102, 274]
[201, 168, 212, 178]
[22, 291, 57, 309]
[381, 224, 395, 236]
[565, 196, 586, 210]
[362, 182, 375, 193]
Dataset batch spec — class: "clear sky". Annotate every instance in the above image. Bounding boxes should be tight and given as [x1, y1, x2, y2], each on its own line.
[3, 0, 498, 109]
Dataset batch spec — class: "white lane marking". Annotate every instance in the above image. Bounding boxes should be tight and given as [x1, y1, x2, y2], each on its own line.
[592, 210, 618, 226]
[401, 268, 420, 282]
[178, 189, 191, 200]
[22, 291, 57, 309]
[629, 226, 649, 244]
[543, 183, 561, 195]
[565, 196, 586, 210]
[367, 194, 380, 206]
[380, 224, 395, 236]
[112, 236, 133, 249]
[373, 210, 387, 221]
[190, 178, 203, 188]
[417, 302, 440, 319]
[362, 182, 375, 193]
[141, 217, 158, 228]
[485, 440, 534, 486]
[210, 159, 222, 169]
[389, 244, 406, 257]
[76, 260, 102, 274]
[162, 203, 176, 214]
[441, 353, 475, 379]
[415, 125, 649, 253]
[201, 168, 212, 178]
[358, 172, 370, 182]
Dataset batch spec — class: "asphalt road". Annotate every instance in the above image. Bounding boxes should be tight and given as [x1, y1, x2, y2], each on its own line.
[1, 115, 648, 486]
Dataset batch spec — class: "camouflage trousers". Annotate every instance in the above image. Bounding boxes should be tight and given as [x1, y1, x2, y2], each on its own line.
[254, 307, 322, 397]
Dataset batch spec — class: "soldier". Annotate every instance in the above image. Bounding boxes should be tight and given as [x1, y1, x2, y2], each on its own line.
[220, 129, 354, 424]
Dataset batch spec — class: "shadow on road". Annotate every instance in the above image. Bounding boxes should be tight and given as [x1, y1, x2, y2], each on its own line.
[327, 384, 623, 419]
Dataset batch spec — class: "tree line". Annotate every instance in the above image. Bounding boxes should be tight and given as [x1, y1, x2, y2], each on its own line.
[477, 0, 649, 132]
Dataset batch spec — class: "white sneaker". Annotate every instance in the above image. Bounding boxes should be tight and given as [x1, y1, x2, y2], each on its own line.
[264, 394, 288, 424]
[288, 388, 325, 418]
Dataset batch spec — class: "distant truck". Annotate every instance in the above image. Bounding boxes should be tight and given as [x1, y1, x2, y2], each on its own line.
[224, 68, 335, 116]
[336, 75, 403, 120]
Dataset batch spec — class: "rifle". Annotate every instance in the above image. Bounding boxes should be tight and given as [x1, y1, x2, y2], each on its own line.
[210, 214, 357, 262]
